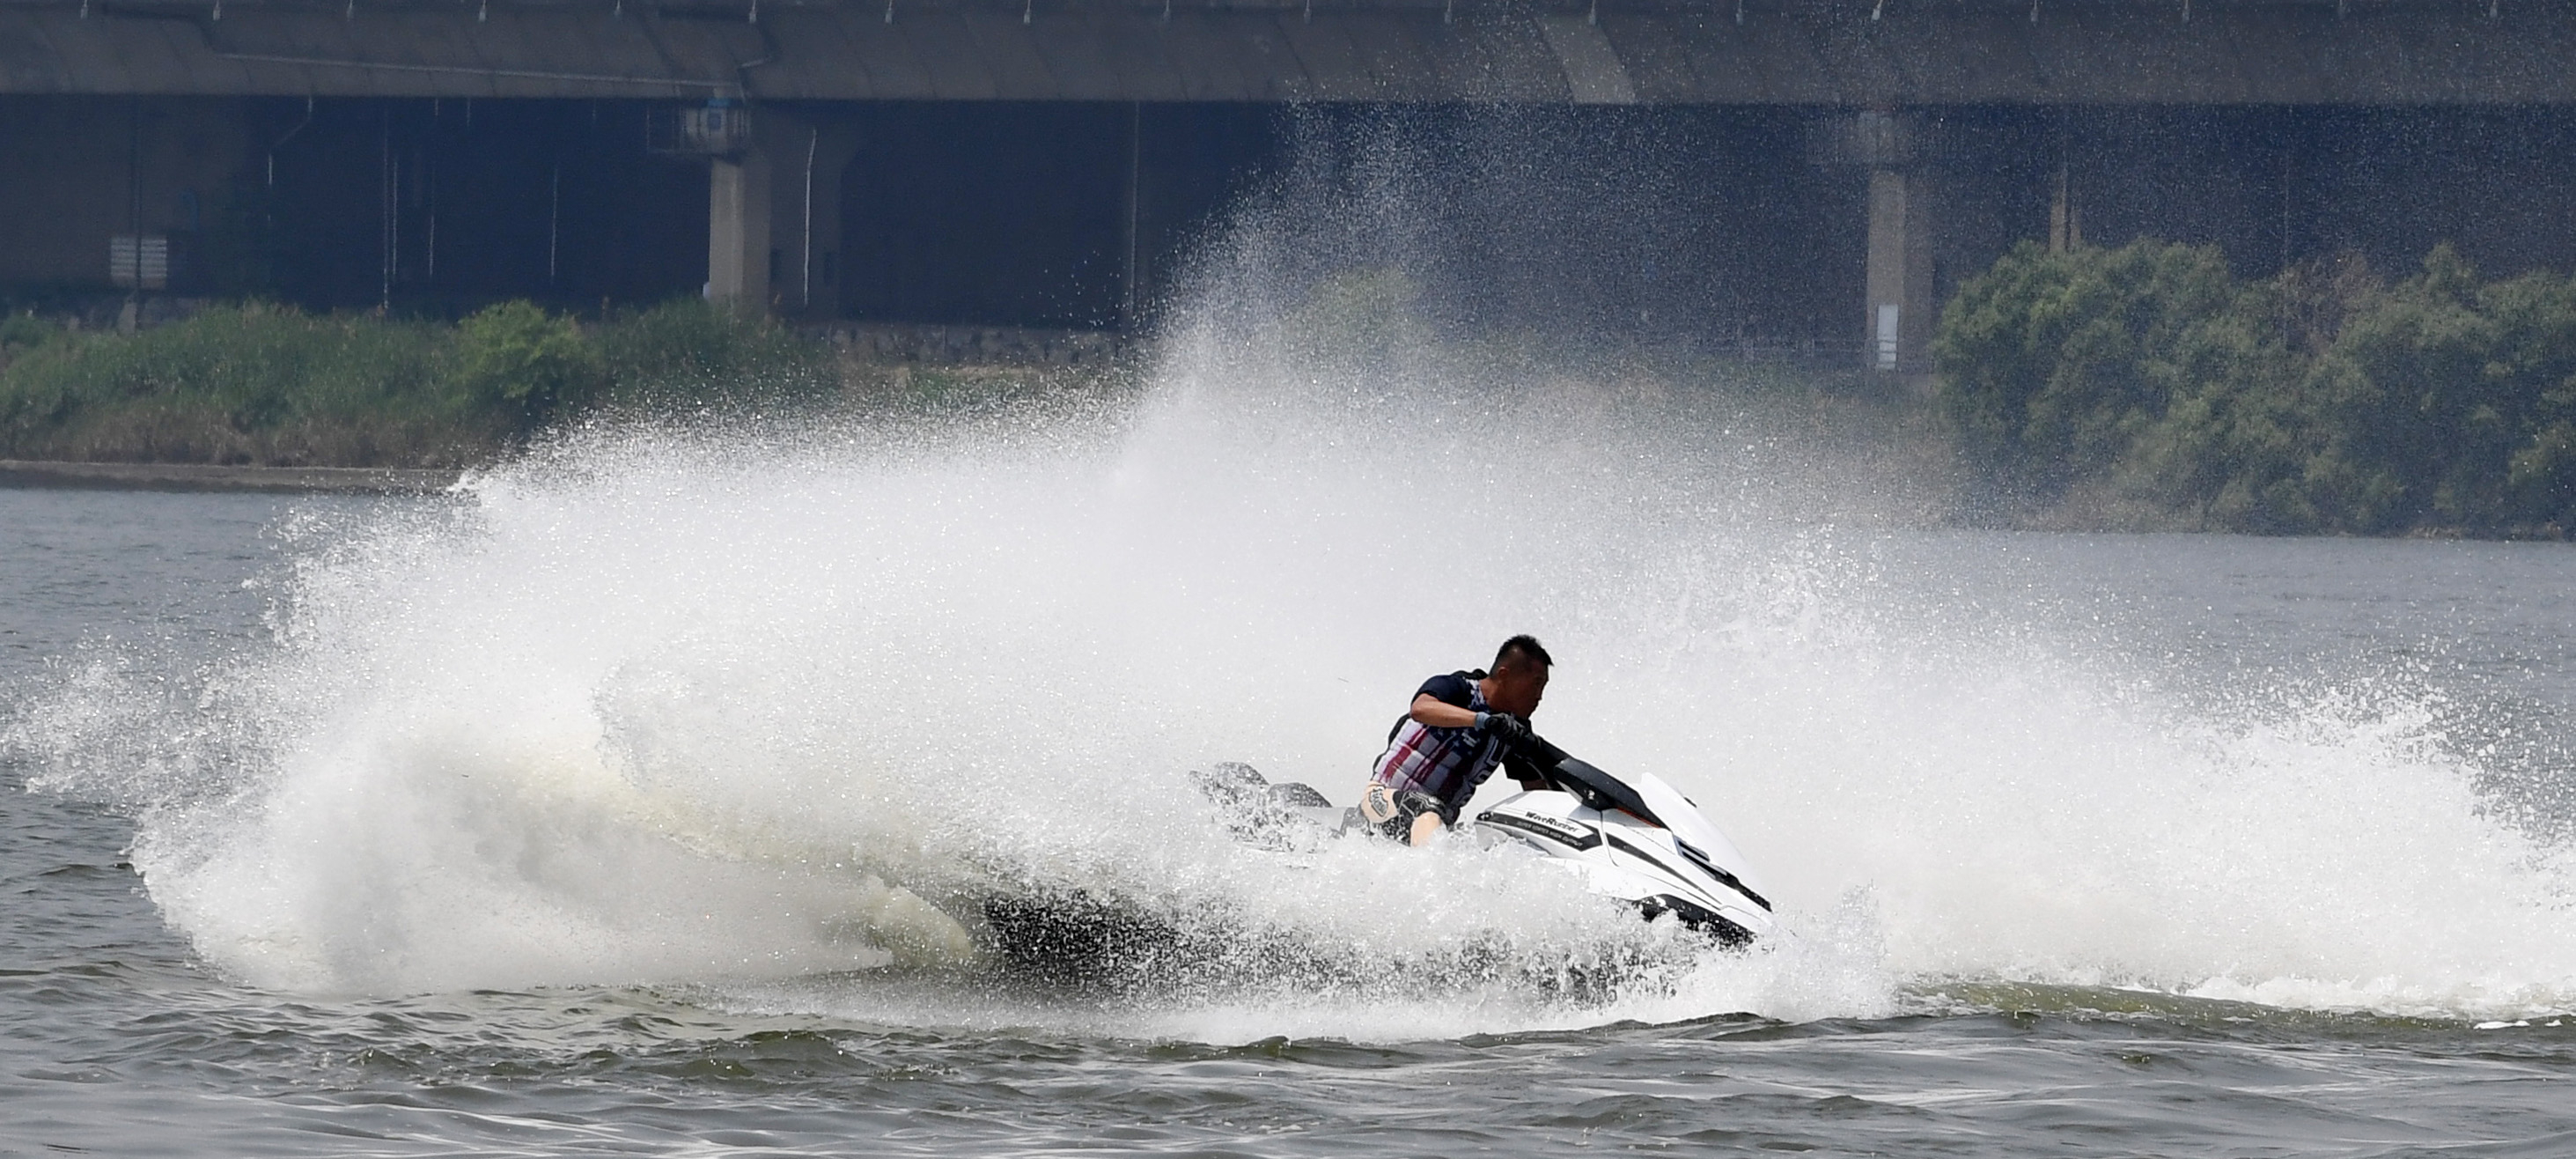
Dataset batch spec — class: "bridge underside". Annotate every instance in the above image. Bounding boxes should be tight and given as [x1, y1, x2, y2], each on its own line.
[10, 0, 2576, 105]
[9, 3, 2576, 373]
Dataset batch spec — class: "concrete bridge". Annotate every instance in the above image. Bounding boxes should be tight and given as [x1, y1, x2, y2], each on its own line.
[6, 0, 2576, 369]
[12, 0, 2576, 104]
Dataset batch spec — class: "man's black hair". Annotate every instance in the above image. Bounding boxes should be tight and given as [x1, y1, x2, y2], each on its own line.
[1494, 634, 1553, 671]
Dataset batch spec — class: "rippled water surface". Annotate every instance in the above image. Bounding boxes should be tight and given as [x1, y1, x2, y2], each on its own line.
[4, 463, 2575, 1155]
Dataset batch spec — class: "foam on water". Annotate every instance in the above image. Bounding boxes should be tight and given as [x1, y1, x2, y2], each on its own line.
[7, 315, 2572, 1035]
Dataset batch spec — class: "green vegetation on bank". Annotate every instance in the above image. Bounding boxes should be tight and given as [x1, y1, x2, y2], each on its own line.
[0, 299, 842, 468]
[1938, 240, 2576, 536]
[24, 253, 2576, 541]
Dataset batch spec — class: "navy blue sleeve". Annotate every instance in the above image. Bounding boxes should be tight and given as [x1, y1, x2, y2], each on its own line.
[1417, 672, 1475, 709]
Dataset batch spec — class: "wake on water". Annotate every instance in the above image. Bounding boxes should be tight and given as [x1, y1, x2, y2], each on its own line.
[5, 324, 2571, 1037]
[9, 113, 2576, 1039]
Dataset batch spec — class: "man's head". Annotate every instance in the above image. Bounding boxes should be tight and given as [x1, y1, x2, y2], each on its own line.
[1486, 634, 1552, 717]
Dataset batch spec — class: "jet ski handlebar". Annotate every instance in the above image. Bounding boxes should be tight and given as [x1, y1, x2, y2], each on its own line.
[1495, 729, 1668, 830]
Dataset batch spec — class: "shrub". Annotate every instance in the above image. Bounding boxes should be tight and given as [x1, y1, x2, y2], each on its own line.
[1936, 240, 2576, 535]
[0, 313, 58, 360]
[2114, 284, 2317, 533]
[0, 298, 864, 468]
[594, 299, 839, 410]
[1934, 240, 2254, 498]
[2508, 420, 2576, 530]
[452, 299, 603, 423]
[0, 303, 486, 465]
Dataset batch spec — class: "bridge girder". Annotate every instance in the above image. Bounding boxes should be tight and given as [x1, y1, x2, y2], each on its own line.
[5, 0, 2576, 105]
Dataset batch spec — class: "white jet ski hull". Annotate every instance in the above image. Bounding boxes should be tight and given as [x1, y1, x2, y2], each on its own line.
[1473, 782, 1773, 947]
[976, 756, 1772, 986]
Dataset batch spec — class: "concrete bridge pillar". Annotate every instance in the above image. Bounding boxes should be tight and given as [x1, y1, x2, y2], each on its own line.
[706, 145, 769, 307]
[1813, 109, 1939, 378]
[1866, 166, 1934, 376]
[706, 108, 860, 316]
[769, 117, 863, 320]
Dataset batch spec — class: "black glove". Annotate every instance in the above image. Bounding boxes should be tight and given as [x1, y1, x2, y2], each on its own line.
[1476, 711, 1527, 741]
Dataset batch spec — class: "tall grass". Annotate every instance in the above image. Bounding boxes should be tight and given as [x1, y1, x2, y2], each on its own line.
[0, 299, 847, 468]
[0, 304, 479, 467]
[595, 299, 841, 410]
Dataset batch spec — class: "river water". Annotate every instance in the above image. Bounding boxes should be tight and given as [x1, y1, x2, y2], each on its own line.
[4, 368, 2575, 1154]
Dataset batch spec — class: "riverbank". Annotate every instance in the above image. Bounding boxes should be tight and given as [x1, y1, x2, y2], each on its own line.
[32, 274, 2571, 538]
[2, 294, 1907, 496]
[0, 459, 458, 494]
[0, 299, 843, 471]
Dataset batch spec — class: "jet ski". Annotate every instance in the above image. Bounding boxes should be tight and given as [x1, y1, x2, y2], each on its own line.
[1466, 733, 1774, 948]
[1191, 732, 1772, 945]
[976, 733, 1772, 985]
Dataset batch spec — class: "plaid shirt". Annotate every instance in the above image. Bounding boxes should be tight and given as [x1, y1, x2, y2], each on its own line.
[1369, 672, 1507, 812]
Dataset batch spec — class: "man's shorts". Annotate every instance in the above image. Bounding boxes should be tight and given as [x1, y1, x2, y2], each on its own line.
[1358, 781, 1459, 841]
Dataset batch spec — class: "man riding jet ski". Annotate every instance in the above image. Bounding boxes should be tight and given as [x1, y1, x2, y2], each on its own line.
[1182, 728, 1773, 947]
[1352, 636, 1772, 946]
[1358, 635, 1559, 846]
[980, 639, 1774, 982]
[990, 742, 1773, 987]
